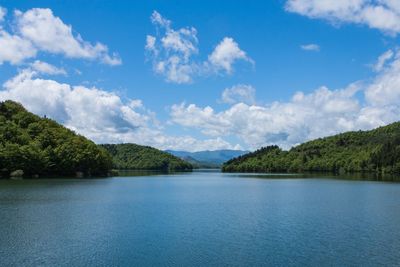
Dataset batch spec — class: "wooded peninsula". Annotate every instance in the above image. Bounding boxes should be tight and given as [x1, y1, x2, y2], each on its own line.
[223, 122, 400, 174]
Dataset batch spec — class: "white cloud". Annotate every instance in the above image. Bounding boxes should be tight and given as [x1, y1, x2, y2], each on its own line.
[366, 49, 400, 106]
[2, 69, 70, 121]
[0, 30, 36, 64]
[373, 49, 394, 72]
[208, 37, 253, 74]
[0, 7, 121, 65]
[146, 11, 199, 84]
[0, 69, 152, 131]
[221, 84, 256, 105]
[30, 60, 66, 75]
[301, 44, 320, 51]
[384, 0, 400, 14]
[145, 35, 157, 53]
[101, 53, 122, 66]
[146, 11, 252, 84]
[0, 69, 239, 152]
[150, 10, 171, 28]
[285, 0, 400, 35]
[161, 27, 198, 60]
[171, 84, 366, 149]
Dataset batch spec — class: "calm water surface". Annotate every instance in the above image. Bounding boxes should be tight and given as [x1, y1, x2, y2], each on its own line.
[1, 171, 400, 266]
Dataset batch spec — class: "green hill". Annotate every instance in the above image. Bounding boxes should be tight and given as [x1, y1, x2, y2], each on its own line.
[0, 100, 113, 178]
[100, 143, 193, 171]
[222, 122, 400, 174]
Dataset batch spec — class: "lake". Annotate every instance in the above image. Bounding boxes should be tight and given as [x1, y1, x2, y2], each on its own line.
[1, 170, 400, 266]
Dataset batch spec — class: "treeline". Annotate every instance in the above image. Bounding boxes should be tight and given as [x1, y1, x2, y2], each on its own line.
[222, 122, 400, 174]
[101, 143, 193, 171]
[0, 100, 112, 178]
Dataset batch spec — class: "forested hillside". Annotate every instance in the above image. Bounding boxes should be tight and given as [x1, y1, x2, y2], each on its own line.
[101, 143, 193, 171]
[0, 100, 113, 178]
[223, 122, 400, 174]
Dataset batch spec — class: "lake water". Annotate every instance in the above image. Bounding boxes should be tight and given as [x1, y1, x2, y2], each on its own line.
[1, 170, 400, 266]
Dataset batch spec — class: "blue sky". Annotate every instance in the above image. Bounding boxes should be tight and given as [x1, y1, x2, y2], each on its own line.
[1, 0, 400, 151]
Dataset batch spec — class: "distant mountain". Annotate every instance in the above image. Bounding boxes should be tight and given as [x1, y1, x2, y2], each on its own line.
[222, 122, 400, 174]
[166, 149, 248, 168]
[179, 155, 221, 169]
[101, 144, 193, 171]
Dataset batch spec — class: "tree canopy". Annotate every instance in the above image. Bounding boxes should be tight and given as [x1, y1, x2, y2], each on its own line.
[101, 143, 193, 171]
[222, 122, 400, 174]
[0, 100, 112, 178]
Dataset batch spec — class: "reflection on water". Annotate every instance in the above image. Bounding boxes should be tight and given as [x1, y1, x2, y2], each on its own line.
[116, 169, 400, 182]
[116, 169, 194, 177]
[223, 171, 400, 182]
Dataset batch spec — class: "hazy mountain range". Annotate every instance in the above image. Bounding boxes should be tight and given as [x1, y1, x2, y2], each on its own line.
[166, 149, 249, 168]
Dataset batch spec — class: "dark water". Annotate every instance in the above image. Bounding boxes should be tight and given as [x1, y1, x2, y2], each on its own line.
[1, 171, 400, 266]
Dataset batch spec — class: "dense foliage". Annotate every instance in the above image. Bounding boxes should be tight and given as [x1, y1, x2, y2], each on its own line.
[101, 143, 193, 171]
[222, 122, 400, 174]
[0, 100, 113, 178]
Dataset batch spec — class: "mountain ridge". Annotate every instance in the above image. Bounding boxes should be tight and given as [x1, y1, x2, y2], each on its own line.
[167, 149, 248, 168]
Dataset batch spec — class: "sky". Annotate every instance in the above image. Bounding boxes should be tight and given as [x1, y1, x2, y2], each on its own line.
[1, 0, 400, 151]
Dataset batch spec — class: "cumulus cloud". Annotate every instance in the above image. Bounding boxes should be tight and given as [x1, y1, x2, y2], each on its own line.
[150, 10, 171, 28]
[301, 44, 320, 51]
[145, 11, 252, 83]
[0, 7, 121, 65]
[0, 30, 36, 64]
[171, 84, 366, 149]
[208, 37, 253, 74]
[365, 49, 400, 106]
[285, 0, 400, 35]
[170, 49, 400, 150]
[221, 84, 256, 105]
[0, 69, 154, 134]
[145, 11, 199, 83]
[0, 69, 239, 152]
